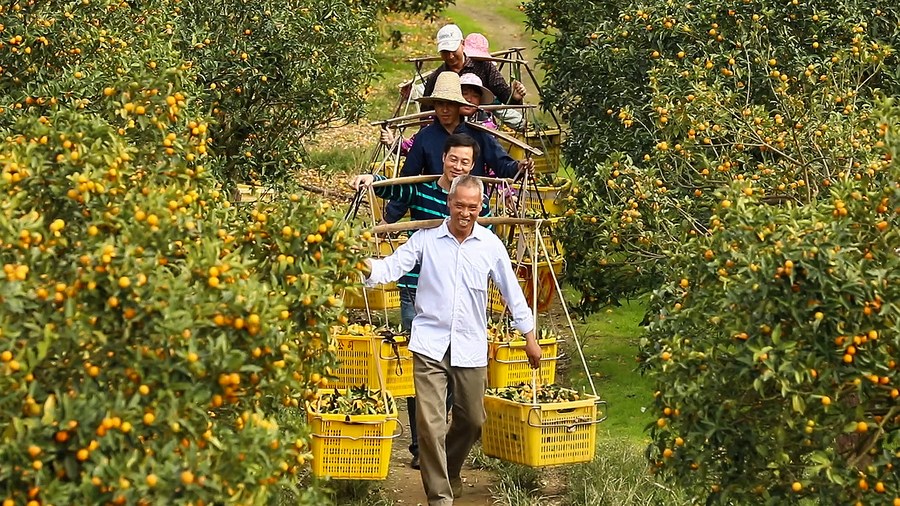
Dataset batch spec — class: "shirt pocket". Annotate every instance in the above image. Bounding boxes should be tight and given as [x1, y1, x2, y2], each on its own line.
[461, 266, 489, 293]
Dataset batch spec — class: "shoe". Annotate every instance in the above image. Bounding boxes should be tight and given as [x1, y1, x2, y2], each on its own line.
[450, 477, 463, 498]
[410, 455, 420, 470]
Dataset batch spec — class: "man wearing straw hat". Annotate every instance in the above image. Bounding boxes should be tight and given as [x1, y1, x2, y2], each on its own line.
[421, 24, 527, 114]
[361, 175, 541, 506]
[383, 71, 533, 223]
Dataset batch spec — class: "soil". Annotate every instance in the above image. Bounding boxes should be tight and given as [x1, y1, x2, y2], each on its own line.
[383, 406, 498, 506]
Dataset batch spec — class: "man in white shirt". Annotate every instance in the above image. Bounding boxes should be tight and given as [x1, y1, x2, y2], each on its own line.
[363, 175, 541, 505]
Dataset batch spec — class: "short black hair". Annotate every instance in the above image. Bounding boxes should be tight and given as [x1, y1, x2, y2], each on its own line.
[443, 133, 480, 161]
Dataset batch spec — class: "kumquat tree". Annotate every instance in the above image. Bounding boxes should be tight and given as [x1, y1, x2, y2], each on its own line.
[0, 0, 378, 504]
[526, 0, 900, 502]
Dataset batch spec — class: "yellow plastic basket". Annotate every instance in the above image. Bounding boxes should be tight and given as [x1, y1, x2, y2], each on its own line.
[486, 278, 527, 314]
[507, 129, 563, 174]
[236, 183, 276, 203]
[366, 161, 399, 221]
[487, 337, 561, 388]
[307, 391, 400, 480]
[487, 258, 564, 314]
[481, 393, 605, 467]
[366, 236, 408, 257]
[520, 179, 572, 216]
[342, 282, 401, 310]
[488, 180, 571, 218]
[331, 334, 415, 397]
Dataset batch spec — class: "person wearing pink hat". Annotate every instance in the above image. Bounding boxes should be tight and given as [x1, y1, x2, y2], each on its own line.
[422, 24, 527, 113]
[462, 33, 492, 59]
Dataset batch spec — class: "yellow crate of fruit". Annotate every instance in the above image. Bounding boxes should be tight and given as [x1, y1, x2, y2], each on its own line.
[519, 178, 572, 216]
[488, 257, 565, 314]
[507, 129, 563, 174]
[486, 277, 527, 314]
[331, 332, 415, 398]
[342, 281, 401, 310]
[307, 388, 400, 480]
[487, 335, 561, 388]
[365, 161, 398, 221]
[487, 179, 571, 218]
[366, 235, 407, 257]
[481, 387, 605, 467]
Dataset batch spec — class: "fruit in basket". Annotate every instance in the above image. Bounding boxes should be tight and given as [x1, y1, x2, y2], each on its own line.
[488, 322, 556, 343]
[331, 323, 406, 338]
[310, 386, 395, 416]
[536, 174, 571, 188]
[486, 383, 582, 403]
[331, 323, 380, 336]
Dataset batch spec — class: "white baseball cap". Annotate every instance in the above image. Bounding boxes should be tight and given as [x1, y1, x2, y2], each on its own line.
[436, 24, 463, 52]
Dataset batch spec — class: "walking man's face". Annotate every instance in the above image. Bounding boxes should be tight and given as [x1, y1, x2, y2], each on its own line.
[447, 184, 482, 238]
[434, 100, 461, 129]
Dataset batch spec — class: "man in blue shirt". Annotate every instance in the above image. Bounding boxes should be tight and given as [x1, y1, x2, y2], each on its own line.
[362, 175, 540, 506]
[383, 71, 533, 223]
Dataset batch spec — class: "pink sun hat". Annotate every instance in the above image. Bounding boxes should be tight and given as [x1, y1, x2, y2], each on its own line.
[459, 73, 495, 104]
[464, 33, 492, 59]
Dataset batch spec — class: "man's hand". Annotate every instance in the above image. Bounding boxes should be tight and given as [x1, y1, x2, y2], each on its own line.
[511, 80, 527, 102]
[517, 158, 535, 177]
[523, 331, 542, 369]
[380, 128, 397, 147]
[350, 174, 375, 190]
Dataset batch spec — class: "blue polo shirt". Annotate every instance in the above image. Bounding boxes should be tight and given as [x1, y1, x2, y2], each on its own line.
[383, 119, 519, 223]
[373, 175, 491, 290]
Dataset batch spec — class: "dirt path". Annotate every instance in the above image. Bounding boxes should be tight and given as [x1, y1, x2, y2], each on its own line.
[383, 406, 497, 506]
[450, 0, 535, 62]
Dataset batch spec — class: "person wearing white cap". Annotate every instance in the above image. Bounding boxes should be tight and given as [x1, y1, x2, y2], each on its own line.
[422, 24, 527, 113]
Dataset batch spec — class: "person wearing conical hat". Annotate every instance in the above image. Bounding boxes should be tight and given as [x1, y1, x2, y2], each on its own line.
[421, 24, 527, 113]
[380, 72, 497, 155]
[382, 71, 533, 223]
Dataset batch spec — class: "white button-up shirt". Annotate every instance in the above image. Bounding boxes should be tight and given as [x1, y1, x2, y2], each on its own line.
[366, 220, 534, 367]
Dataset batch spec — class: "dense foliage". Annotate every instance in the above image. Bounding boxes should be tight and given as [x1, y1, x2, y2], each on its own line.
[526, 0, 900, 308]
[0, 1, 377, 504]
[527, 0, 900, 501]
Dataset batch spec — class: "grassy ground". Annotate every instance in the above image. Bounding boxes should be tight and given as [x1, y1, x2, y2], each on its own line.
[567, 296, 654, 443]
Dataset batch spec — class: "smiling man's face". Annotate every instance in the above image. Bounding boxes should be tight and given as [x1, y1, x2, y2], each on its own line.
[447, 182, 482, 238]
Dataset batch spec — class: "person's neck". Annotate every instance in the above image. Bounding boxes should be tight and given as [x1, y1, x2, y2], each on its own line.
[438, 175, 451, 190]
[448, 57, 466, 73]
[440, 118, 460, 134]
[449, 223, 472, 243]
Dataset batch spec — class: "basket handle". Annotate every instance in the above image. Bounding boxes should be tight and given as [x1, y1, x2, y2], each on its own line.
[525, 399, 608, 431]
[378, 343, 413, 361]
[310, 417, 405, 441]
[493, 352, 565, 365]
[492, 338, 562, 350]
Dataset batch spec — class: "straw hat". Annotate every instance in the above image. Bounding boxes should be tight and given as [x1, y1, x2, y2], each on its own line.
[459, 73, 495, 104]
[463, 33, 491, 59]
[417, 71, 470, 107]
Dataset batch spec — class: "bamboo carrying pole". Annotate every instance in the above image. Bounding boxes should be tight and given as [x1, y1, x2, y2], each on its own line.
[466, 121, 543, 156]
[406, 55, 528, 65]
[367, 174, 518, 188]
[370, 216, 562, 235]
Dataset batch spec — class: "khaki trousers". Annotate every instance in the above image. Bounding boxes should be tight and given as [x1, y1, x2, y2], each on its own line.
[413, 350, 486, 506]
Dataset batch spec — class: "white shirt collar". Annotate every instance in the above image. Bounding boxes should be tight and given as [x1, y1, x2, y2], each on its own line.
[436, 218, 488, 242]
